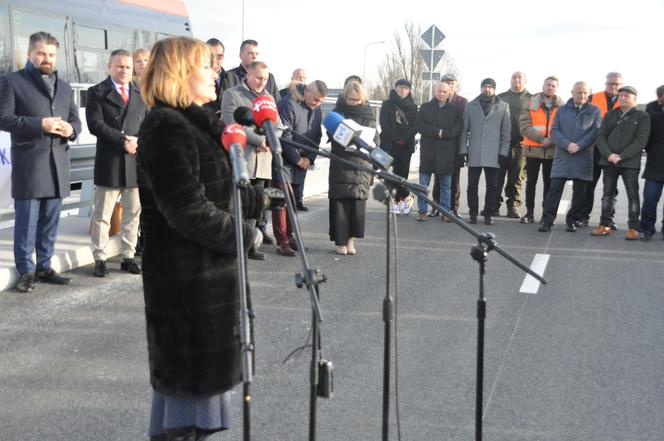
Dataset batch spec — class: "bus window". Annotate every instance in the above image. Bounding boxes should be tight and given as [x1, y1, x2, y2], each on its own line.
[10, 8, 68, 76]
[77, 25, 106, 50]
[0, 5, 11, 74]
[139, 30, 156, 50]
[107, 27, 133, 52]
[73, 24, 107, 84]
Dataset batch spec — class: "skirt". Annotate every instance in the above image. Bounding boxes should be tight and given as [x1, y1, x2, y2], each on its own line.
[148, 389, 232, 437]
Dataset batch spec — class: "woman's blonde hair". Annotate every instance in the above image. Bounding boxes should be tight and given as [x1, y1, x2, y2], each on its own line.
[141, 37, 211, 108]
[342, 80, 367, 104]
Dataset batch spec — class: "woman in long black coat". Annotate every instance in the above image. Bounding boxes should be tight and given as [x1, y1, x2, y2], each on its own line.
[379, 79, 418, 214]
[328, 80, 376, 255]
[138, 37, 264, 440]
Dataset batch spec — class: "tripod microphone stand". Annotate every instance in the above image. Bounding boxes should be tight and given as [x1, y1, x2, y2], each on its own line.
[260, 122, 327, 441]
[278, 136, 547, 440]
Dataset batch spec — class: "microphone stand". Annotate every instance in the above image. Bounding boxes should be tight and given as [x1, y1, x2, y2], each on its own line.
[262, 123, 325, 441]
[280, 137, 547, 440]
[231, 178, 253, 441]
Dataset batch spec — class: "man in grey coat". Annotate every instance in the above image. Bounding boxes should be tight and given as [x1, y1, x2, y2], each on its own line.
[222, 61, 282, 260]
[0, 31, 81, 292]
[459, 78, 511, 225]
[538, 82, 602, 232]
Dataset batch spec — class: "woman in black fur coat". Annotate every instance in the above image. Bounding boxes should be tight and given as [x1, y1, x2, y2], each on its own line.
[138, 37, 264, 441]
[328, 81, 376, 255]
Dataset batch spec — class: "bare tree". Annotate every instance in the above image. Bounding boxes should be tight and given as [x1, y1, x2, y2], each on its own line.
[370, 20, 462, 105]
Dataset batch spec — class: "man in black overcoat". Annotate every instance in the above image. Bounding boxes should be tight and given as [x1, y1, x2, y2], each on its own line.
[0, 31, 81, 292]
[86, 49, 147, 277]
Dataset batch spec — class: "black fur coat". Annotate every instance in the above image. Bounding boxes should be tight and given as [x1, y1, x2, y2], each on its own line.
[138, 102, 263, 397]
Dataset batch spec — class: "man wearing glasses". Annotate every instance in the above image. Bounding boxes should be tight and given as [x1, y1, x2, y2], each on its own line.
[578, 72, 624, 227]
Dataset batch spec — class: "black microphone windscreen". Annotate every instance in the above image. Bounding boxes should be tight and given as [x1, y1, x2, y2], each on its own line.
[233, 106, 256, 126]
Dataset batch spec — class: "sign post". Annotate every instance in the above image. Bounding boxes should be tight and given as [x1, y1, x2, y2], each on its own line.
[420, 25, 446, 100]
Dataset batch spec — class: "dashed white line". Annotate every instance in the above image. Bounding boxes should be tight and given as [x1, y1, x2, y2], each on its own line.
[519, 253, 550, 294]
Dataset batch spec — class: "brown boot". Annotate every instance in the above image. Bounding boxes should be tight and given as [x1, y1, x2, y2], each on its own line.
[591, 225, 611, 236]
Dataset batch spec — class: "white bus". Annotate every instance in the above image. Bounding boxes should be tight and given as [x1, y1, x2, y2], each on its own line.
[0, 0, 192, 212]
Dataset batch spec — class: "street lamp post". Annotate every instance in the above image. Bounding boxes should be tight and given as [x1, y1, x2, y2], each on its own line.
[363, 40, 386, 82]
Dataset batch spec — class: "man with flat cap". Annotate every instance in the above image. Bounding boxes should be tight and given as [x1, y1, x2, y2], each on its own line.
[591, 85, 650, 239]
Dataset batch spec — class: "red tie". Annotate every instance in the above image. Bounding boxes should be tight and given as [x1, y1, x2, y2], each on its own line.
[120, 85, 128, 104]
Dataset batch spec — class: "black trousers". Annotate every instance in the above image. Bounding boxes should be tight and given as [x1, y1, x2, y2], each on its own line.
[540, 178, 588, 225]
[250, 178, 267, 230]
[600, 166, 640, 229]
[496, 144, 525, 208]
[329, 199, 366, 246]
[390, 149, 413, 201]
[467, 167, 498, 216]
[524, 158, 553, 213]
[582, 146, 617, 221]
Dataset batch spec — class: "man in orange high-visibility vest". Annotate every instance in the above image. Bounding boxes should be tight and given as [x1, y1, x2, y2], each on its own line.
[518, 76, 564, 224]
[578, 72, 623, 228]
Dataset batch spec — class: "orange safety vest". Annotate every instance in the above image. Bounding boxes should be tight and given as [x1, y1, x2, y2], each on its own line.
[522, 105, 558, 147]
[590, 92, 619, 117]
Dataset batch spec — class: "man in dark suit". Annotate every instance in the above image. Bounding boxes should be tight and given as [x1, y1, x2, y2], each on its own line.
[226, 39, 281, 102]
[204, 38, 232, 115]
[0, 31, 81, 293]
[86, 49, 147, 277]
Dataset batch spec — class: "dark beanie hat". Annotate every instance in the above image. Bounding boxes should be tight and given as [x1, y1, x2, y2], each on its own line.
[481, 78, 496, 89]
[395, 78, 412, 88]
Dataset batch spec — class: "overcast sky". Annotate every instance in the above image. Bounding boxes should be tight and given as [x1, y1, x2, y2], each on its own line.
[185, 0, 662, 101]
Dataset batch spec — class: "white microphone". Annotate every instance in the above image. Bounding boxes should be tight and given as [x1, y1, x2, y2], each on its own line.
[322, 111, 393, 170]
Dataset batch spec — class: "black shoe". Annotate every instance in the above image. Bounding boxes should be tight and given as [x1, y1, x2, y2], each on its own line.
[520, 213, 534, 224]
[574, 219, 589, 228]
[15, 272, 36, 293]
[468, 215, 478, 224]
[121, 258, 142, 274]
[484, 216, 494, 225]
[248, 248, 266, 260]
[609, 221, 618, 231]
[94, 260, 109, 277]
[640, 232, 653, 241]
[288, 237, 299, 251]
[538, 222, 552, 232]
[427, 209, 439, 218]
[35, 267, 71, 285]
[566, 222, 577, 232]
[296, 201, 309, 212]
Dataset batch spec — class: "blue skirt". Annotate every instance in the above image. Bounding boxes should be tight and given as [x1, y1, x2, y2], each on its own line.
[148, 389, 233, 437]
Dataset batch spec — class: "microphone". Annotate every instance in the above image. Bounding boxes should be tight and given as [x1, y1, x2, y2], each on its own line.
[322, 111, 393, 170]
[233, 106, 256, 128]
[251, 95, 283, 155]
[221, 123, 250, 186]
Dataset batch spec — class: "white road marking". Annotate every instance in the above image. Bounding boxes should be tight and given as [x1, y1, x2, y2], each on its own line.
[519, 253, 550, 294]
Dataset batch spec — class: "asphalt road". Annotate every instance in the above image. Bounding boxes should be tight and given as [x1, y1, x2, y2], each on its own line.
[1, 171, 663, 441]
